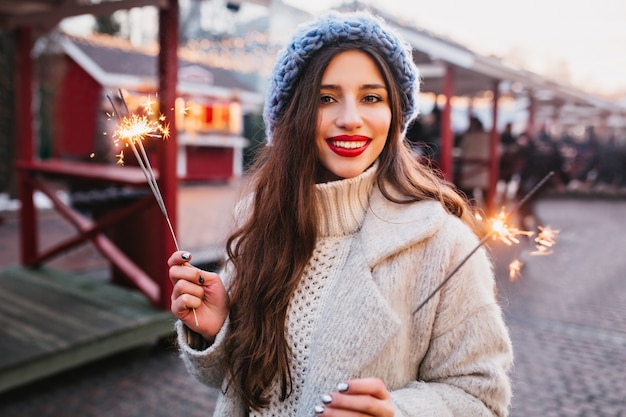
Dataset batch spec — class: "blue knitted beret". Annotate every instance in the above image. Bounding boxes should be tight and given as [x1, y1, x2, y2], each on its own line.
[263, 10, 420, 142]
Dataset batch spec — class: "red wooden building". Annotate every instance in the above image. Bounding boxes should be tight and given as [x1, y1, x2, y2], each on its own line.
[43, 31, 263, 181]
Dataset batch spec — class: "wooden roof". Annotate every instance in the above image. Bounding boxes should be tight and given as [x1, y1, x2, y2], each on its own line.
[54, 33, 263, 105]
[0, 0, 168, 30]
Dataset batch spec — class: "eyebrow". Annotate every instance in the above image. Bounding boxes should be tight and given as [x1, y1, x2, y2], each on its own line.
[320, 83, 387, 90]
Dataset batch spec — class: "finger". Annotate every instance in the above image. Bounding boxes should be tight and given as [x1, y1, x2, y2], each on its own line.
[171, 291, 202, 311]
[169, 263, 197, 285]
[320, 393, 377, 415]
[171, 279, 204, 301]
[170, 264, 213, 287]
[167, 250, 192, 267]
[337, 378, 390, 400]
[170, 281, 202, 318]
[316, 379, 392, 416]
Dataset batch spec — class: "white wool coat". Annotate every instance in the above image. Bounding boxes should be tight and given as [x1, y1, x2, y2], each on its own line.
[176, 184, 513, 417]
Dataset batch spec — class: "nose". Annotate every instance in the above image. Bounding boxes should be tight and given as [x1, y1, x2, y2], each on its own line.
[336, 97, 363, 130]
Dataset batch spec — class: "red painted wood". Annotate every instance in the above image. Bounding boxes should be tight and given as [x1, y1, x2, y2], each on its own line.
[54, 59, 101, 159]
[439, 64, 454, 182]
[185, 146, 233, 181]
[16, 160, 156, 185]
[15, 27, 37, 266]
[33, 179, 161, 305]
[488, 81, 500, 214]
[157, 0, 179, 310]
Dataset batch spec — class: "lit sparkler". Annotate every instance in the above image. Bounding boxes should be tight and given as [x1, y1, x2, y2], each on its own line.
[412, 171, 556, 315]
[108, 89, 199, 326]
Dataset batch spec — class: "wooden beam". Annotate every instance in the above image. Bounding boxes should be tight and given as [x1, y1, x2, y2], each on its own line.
[0, 0, 168, 30]
[15, 27, 38, 266]
[488, 80, 500, 215]
[32, 179, 161, 305]
[156, 0, 179, 310]
[439, 64, 454, 182]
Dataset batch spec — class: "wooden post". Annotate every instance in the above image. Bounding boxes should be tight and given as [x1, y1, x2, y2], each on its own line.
[488, 80, 500, 214]
[15, 27, 38, 266]
[439, 64, 454, 182]
[157, 0, 179, 310]
[526, 90, 535, 137]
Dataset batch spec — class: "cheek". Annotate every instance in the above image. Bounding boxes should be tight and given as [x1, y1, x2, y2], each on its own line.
[315, 112, 331, 142]
[316, 109, 331, 131]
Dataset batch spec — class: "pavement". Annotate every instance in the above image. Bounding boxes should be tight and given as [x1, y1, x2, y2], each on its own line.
[0, 183, 625, 416]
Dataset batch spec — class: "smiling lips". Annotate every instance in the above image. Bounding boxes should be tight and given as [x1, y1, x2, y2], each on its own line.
[326, 135, 371, 157]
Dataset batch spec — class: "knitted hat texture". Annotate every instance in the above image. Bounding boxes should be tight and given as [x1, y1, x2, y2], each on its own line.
[263, 10, 420, 142]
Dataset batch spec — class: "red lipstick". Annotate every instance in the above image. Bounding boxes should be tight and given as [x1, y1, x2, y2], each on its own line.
[326, 135, 371, 157]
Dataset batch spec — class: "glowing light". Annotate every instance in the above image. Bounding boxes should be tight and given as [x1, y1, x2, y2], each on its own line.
[107, 89, 200, 328]
[509, 259, 523, 281]
[110, 112, 169, 165]
[412, 171, 558, 315]
[529, 225, 560, 256]
[488, 209, 534, 245]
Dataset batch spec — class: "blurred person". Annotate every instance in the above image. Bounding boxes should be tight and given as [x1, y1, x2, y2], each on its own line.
[572, 126, 600, 187]
[420, 106, 442, 166]
[498, 122, 517, 184]
[516, 128, 564, 228]
[595, 134, 624, 191]
[457, 115, 491, 207]
[168, 11, 513, 417]
[405, 106, 441, 167]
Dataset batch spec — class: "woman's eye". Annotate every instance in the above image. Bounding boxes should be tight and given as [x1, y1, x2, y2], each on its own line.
[320, 94, 335, 104]
[363, 94, 382, 103]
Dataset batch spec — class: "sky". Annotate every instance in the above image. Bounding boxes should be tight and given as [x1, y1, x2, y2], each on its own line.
[284, 0, 626, 99]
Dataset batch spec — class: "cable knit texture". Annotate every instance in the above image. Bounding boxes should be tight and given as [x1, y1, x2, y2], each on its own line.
[263, 10, 420, 142]
[249, 166, 375, 416]
[175, 167, 513, 417]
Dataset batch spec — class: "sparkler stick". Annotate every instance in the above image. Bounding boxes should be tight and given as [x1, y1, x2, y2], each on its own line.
[412, 171, 555, 315]
[108, 90, 199, 327]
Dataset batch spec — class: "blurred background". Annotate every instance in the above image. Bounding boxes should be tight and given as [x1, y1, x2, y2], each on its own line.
[0, 1, 625, 416]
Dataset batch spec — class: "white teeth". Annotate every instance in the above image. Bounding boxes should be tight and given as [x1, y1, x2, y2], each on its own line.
[331, 140, 367, 149]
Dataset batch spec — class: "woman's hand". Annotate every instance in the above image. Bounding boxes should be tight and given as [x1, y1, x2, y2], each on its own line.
[314, 378, 394, 416]
[168, 251, 229, 340]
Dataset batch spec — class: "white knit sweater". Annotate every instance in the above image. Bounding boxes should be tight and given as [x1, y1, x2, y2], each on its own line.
[176, 165, 513, 417]
[250, 166, 376, 416]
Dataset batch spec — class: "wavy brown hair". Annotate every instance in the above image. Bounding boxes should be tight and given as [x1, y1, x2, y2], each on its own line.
[223, 43, 477, 411]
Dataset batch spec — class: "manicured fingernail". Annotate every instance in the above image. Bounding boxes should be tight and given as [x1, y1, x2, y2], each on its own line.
[181, 252, 191, 260]
[198, 275, 205, 285]
[337, 382, 349, 392]
[321, 394, 332, 404]
[314, 405, 325, 414]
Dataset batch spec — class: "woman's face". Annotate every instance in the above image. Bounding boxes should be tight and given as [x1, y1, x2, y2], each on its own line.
[315, 49, 391, 182]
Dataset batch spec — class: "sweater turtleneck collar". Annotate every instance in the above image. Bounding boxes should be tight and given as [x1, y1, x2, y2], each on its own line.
[315, 163, 377, 237]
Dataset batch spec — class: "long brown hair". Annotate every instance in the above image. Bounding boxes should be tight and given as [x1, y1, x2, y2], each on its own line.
[224, 43, 476, 411]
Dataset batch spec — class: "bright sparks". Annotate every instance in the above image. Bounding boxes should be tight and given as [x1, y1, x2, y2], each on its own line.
[481, 209, 559, 281]
[530, 225, 560, 255]
[509, 259, 524, 281]
[488, 209, 534, 245]
[111, 113, 169, 165]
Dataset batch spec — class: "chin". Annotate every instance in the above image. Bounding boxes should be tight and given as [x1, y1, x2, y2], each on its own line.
[330, 167, 367, 180]
[317, 158, 373, 183]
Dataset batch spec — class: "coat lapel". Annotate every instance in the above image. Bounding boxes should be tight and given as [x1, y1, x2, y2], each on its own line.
[360, 186, 446, 268]
[299, 187, 448, 412]
[305, 239, 400, 390]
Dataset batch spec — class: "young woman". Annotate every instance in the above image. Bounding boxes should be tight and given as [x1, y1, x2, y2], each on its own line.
[169, 11, 513, 417]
